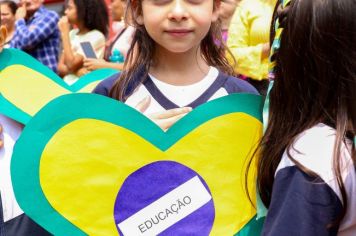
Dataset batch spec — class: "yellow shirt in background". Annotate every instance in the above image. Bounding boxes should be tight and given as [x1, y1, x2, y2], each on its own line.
[227, 0, 276, 81]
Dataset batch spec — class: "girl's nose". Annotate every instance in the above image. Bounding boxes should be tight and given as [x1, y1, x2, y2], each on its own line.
[167, 0, 189, 21]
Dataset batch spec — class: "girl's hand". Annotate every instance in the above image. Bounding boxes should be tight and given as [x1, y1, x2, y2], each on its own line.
[135, 96, 192, 131]
[58, 16, 70, 33]
[75, 67, 89, 77]
[83, 58, 107, 71]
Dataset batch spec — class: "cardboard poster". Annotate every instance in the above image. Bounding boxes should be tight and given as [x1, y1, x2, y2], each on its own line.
[11, 93, 264, 235]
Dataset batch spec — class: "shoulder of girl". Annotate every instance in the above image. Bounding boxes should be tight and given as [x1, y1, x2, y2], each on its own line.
[92, 72, 121, 96]
[91, 30, 105, 38]
[278, 124, 353, 182]
[69, 29, 79, 37]
[224, 75, 260, 95]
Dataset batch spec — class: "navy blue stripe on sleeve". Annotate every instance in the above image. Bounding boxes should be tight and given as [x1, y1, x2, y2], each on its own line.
[4, 214, 52, 236]
[92, 73, 120, 97]
[223, 76, 259, 95]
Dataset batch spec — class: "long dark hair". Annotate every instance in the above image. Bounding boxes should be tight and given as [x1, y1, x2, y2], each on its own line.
[254, 0, 355, 227]
[109, 0, 235, 101]
[73, 0, 109, 37]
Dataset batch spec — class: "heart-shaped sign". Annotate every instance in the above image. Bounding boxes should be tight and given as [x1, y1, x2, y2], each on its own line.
[0, 48, 118, 124]
[11, 93, 263, 235]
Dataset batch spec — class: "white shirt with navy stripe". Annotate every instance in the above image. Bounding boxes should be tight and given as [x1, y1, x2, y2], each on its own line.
[93, 66, 259, 112]
[262, 123, 355, 236]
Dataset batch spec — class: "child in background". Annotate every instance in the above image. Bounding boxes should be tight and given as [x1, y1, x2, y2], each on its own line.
[254, 0, 355, 235]
[83, 0, 135, 72]
[57, 0, 109, 85]
[0, 1, 17, 48]
[93, 0, 258, 130]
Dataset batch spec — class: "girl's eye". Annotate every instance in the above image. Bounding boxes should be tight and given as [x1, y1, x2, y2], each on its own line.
[187, 0, 204, 4]
[148, 0, 205, 5]
[221, 0, 235, 4]
[149, 0, 172, 5]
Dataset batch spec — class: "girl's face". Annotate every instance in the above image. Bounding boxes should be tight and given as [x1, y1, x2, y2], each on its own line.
[111, 0, 126, 21]
[138, 0, 219, 54]
[0, 4, 16, 30]
[65, 0, 78, 24]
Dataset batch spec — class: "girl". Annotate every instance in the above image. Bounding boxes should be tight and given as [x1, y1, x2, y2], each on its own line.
[83, 0, 135, 72]
[93, 0, 258, 129]
[255, 0, 355, 235]
[0, 0, 17, 48]
[57, 0, 109, 85]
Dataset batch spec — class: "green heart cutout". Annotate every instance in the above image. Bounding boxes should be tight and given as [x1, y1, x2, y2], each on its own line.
[11, 93, 263, 235]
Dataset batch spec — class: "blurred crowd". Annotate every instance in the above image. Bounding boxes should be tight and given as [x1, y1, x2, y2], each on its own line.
[1, 0, 275, 95]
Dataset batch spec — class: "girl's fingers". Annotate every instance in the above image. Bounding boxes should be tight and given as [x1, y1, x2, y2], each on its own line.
[154, 113, 188, 131]
[134, 104, 192, 130]
[151, 107, 192, 119]
[135, 96, 151, 113]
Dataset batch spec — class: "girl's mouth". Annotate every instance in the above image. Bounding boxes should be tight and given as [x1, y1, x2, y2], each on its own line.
[165, 29, 193, 37]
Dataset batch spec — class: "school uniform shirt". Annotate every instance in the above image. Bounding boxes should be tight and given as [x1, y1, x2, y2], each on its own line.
[0, 115, 50, 235]
[92, 66, 259, 113]
[63, 29, 106, 85]
[262, 123, 356, 236]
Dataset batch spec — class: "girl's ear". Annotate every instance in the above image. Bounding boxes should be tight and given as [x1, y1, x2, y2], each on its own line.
[211, 0, 221, 22]
[129, 0, 144, 25]
[136, 15, 144, 25]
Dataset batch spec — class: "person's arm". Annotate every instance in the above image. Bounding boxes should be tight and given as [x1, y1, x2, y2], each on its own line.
[83, 58, 124, 71]
[10, 7, 59, 50]
[58, 16, 83, 73]
[262, 166, 342, 236]
[57, 53, 70, 77]
[226, 3, 269, 80]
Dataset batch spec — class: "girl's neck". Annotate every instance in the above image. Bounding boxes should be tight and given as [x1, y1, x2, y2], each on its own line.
[76, 23, 89, 35]
[221, 18, 233, 31]
[149, 46, 211, 86]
